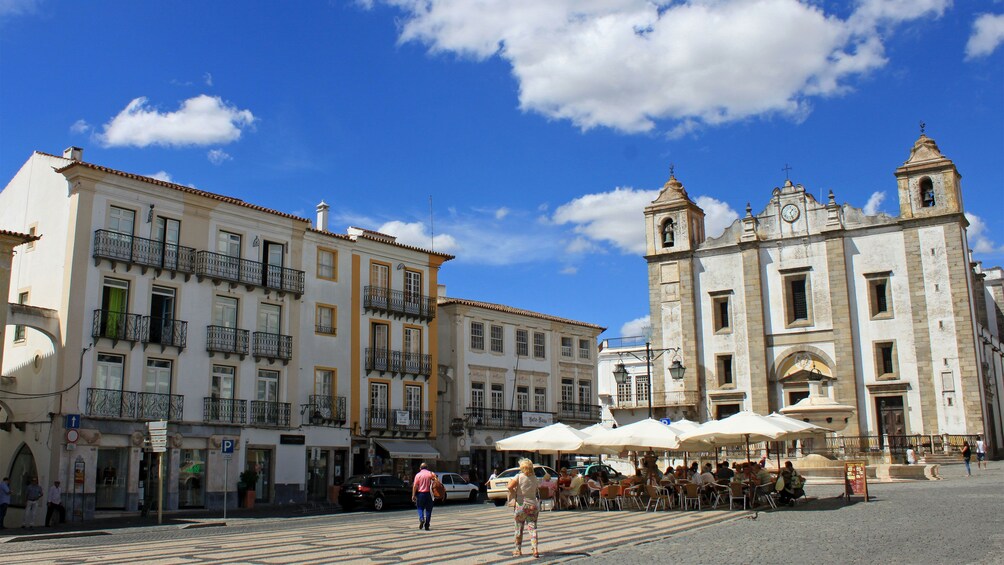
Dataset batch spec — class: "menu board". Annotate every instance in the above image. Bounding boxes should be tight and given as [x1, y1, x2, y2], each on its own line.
[843, 461, 869, 502]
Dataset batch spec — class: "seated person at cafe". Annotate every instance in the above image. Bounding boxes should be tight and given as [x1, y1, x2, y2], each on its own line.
[699, 463, 716, 485]
[716, 460, 734, 482]
[784, 461, 805, 500]
[775, 469, 797, 505]
[560, 469, 584, 508]
[675, 466, 688, 480]
[688, 462, 700, 480]
[540, 473, 558, 499]
[586, 472, 603, 501]
[754, 463, 775, 491]
[557, 468, 571, 489]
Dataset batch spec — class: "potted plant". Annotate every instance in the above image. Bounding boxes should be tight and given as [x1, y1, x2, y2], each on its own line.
[239, 469, 259, 509]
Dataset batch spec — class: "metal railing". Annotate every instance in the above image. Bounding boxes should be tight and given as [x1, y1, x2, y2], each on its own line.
[392, 410, 433, 433]
[195, 250, 304, 295]
[92, 309, 143, 342]
[141, 316, 187, 349]
[138, 392, 184, 421]
[203, 397, 246, 424]
[249, 400, 291, 427]
[464, 407, 558, 430]
[93, 229, 196, 273]
[363, 286, 436, 321]
[252, 332, 293, 361]
[598, 336, 648, 351]
[86, 388, 138, 419]
[814, 434, 985, 458]
[206, 326, 249, 355]
[557, 402, 601, 422]
[306, 395, 347, 426]
[366, 407, 389, 431]
[315, 324, 336, 335]
[365, 348, 432, 376]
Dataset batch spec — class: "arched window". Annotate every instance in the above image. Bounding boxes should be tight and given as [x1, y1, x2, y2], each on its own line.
[661, 219, 675, 248]
[8, 443, 38, 506]
[920, 177, 935, 207]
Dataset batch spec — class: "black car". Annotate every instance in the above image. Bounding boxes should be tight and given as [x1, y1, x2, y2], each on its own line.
[338, 474, 412, 511]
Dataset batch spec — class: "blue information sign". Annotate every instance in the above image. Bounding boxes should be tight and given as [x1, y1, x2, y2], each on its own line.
[660, 418, 673, 426]
[65, 414, 81, 429]
[221, 439, 235, 454]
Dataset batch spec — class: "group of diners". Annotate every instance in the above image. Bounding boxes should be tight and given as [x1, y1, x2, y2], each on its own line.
[533, 460, 806, 511]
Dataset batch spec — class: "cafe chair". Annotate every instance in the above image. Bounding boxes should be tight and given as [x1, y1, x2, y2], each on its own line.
[599, 485, 621, 511]
[645, 484, 673, 512]
[682, 483, 701, 510]
[728, 482, 747, 510]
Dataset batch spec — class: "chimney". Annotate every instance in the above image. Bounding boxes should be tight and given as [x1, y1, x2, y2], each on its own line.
[437, 284, 446, 298]
[63, 146, 83, 161]
[316, 201, 330, 232]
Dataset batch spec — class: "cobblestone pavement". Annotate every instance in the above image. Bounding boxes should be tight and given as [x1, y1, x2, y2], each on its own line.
[2, 465, 999, 564]
[569, 464, 1004, 565]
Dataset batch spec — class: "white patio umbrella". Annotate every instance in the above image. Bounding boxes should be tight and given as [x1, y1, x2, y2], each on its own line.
[494, 422, 591, 455]
[578, 423, 612, 437]
[765, 412, 828, 439]
[581, 418, 691, 452]
[678, 411, 792, 462]
[669, 418, 701, 432]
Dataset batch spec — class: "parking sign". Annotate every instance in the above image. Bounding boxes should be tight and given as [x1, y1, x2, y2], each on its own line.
[222, 439, 235, 454]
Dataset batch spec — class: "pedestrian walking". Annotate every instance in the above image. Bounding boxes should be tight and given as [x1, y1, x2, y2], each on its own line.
[23, 477, 43, 528]
[975, 436, 987, 470]
[0, 477, 11, 529]
[45, 480, 65, 526]
[961, 441, 972, 477]
[507, 458, 541, 559]
[906, 445, 917, 465]
[411, 462, 435, 531]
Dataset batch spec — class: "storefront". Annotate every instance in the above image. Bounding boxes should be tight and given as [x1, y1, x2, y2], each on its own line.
[373, 439, 441, 480]
[178, 449, 206, 508]
[305, 448, 347, 501]
[246, 448, 273, 503]
[95, 447, 129, 509]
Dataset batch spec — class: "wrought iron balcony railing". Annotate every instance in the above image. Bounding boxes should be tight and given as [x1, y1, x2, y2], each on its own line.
[365, 348, 432, 376]
[206, 325, 250, 356]
[93, 229, 196, 274]
[557, 402, 602, 422]
[86, 388, 138, 419]
[141, 316, 187, 349]
[391, 410, 433, 433]
[253, 332, 293, 361]
[366, 407, 389, 431]
[195, 250, 304, 296]
[363, 286, 436, 321]
[138, 392, 184, 421]
[249, 400, 291, 427]
[305, 395, 347, 426]
[615, 390, 699, 408]
[203, 397, 247, 424]
[464, 407, 556, 430]
[92, 309, 142, 343]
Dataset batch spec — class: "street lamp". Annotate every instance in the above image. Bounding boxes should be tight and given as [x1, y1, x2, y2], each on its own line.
[611, 342, 686, 419]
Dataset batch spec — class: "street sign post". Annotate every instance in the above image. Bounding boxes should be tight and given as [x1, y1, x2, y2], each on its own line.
[221, 439, 234, 520]
[146, 421, 168, 524]
[65, 414, 81, 429]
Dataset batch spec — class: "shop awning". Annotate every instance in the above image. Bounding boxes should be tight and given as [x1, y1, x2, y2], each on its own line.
[374, 439, 441, 460]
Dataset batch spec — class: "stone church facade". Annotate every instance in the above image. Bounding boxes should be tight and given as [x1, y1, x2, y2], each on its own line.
[643, 133, 1003, 452]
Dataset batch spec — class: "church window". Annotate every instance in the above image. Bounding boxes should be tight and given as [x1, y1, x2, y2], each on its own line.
[920, 177, 935, 207]
[711, 292, 732, 333]
[874, 341, 897, 378]
[661, 219, 675, 248]
[716, 354, 734, 387]
[866, 273, 894, 319]
[715, 403, 741, 419]
[782, 270, 813, 328]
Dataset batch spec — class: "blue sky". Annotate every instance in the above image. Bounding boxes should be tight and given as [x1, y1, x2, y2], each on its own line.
[2, 1, 1002, 338]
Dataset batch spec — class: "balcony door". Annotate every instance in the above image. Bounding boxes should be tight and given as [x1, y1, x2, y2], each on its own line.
[144, 359, 172, 394]
[371, 322, 389, 371]
[404, 269, 422, 314]
[101, 278, 130, 338]
[258, 303, 281, 335]
[211, 365, 236, 422]
[370, 382, 388, 429]
[149, 286, 176, 345]
[214, 296, 238, 328]
[405, 384, 422, 430]
[370, 262, 390, 308]
[216, 231, 241, 280]
[262, 240, 284, 288]
[153, 216, 181, 269]
[96, 354, 124, 390]
[403, 327, 421, 373]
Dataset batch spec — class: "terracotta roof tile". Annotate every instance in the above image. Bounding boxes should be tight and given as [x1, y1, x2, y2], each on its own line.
[439, 297, 605, 331]
[0, 229, 42, 244]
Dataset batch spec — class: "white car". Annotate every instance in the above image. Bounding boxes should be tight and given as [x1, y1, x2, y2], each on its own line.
[437, 472, 480, 503]
[487, 465, 558, 506]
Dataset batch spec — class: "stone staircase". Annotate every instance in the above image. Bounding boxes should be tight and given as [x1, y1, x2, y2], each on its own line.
[921, 451, 962, 465]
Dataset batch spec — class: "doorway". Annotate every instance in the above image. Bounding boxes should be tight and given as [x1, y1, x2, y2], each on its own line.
[876, 396, 906, 449]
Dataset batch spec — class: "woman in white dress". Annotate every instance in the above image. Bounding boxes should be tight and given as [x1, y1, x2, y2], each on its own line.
[507, 458, 541, 558]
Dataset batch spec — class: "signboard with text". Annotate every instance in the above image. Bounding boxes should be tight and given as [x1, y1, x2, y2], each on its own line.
[395, 410, 411, 426]
[843, 460, 869, 502]
[521, 412, 553, 428]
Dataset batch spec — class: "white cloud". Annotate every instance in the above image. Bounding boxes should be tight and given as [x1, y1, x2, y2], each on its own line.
[207, 148, 232, 165]
[559, 265, 578, 275]
[620, 315, 651, 339]
[966, 213, 1003, 255]
[494, 207, 510, 220]
[966, 13, 1004, 59]
[97, 95, 256, 148]
[553, 187, 655, 254]
[565, 236, 600, 255]
[0, 0, 41, 19]
[145, 171, 174, 183]
[376, 220, 460, 253]
[694, 196, 740, 239]
[863, 191, 886, 215]
[203, 72, 214, 86]
[69, 119, 90, 134]
[378, 0, 949, 134]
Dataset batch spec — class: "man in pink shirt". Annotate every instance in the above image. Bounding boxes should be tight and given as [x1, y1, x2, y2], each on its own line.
[411, 462, 435, 531]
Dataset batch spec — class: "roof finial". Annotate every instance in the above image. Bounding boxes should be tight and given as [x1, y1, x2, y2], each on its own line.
[669, 163, 675, 178]
[745, 202, 752, 216]
[782, 163, 792, 181]
[919, 120, 926, 135]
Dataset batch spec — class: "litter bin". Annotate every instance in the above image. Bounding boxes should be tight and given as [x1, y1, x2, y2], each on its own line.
[328, 485, 341, 504]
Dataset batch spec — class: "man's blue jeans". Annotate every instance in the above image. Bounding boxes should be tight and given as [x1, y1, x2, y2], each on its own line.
[415, 492, 433, 525]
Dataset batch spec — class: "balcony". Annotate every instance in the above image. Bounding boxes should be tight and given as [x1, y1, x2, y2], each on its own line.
[365, 348, 432, 377]
[557, 402, 602, 423]
[86, 388, 138, 419]
[92, 310, 142, 345]
[464, 407, 539, 430]
[203, 397, 247, 424]
[194, 250, 304, 297]
[249, 400, 291, 427]
[615, 390, 700, 409]
[305, 395, 347, 427]
[253, 332, 293, 364]
[206, 326, 249, 358]
[391, 410, 433, 434]
[363, 286, 436, 321]
[137, 392, 184, 421]
[366, 407, 389, 431]
[92, 229, 196, 278]
[141, 316, 187, 350]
